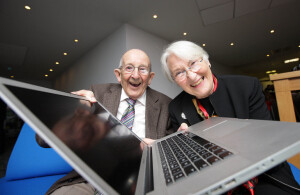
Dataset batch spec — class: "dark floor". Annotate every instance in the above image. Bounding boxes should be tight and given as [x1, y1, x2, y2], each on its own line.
[0, 115, 23, 178]
[0, 134, 17, 178]
[0, 126, 20, 178]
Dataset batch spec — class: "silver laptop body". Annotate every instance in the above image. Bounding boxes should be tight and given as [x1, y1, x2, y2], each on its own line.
[1, 77, 300, 195]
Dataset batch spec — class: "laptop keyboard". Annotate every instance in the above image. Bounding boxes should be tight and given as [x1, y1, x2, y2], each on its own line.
[157, 132, 233, 185]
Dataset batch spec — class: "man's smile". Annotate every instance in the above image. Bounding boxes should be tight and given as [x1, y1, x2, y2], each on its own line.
[129, 81, 141, 87]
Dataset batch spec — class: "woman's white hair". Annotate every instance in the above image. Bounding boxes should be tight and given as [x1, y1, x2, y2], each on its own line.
[161, 40, 210, 82]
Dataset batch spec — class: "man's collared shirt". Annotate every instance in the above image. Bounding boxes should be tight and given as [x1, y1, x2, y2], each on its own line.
[117, 89, 146, 139]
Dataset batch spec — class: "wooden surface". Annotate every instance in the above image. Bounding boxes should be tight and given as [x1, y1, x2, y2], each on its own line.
[270, 71, 300, 169]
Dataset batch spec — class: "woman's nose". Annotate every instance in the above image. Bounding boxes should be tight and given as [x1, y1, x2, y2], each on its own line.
[186, 68, 197, 80]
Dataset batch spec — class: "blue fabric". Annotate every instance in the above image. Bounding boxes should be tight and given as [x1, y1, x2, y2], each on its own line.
[0, 174, 67, 194]
[288, 162, 300, 185]
[5, 123, 72, 181]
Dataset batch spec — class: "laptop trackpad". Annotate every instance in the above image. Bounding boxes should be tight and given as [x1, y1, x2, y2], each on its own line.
[191, 119, 250, 139]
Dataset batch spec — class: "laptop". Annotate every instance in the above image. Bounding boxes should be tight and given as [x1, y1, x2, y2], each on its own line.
[1, 76, 300, 195]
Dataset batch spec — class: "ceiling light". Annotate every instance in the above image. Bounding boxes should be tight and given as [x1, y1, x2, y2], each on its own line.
[270, 30, 275, 34]
[271, 70, 276, 73]
[202, 44, 206, 47]
[49, 69, 53, 72]
[153, 14, 158, 19]
[230, 42, 234, 46]
[63, 52, 67, 56]
[10, 76, 14, 78]
[45, 74, 48, 77]
[298, 45, 300, 48]
[183, 32, 187, 36]
[284, 58, 299, 64]
[266, 71, 271, 74]
[25, 5, 31, 10]
[266, 54, 270, 57]
[55, 62, 59, 65]
[74, 39, 78, 43]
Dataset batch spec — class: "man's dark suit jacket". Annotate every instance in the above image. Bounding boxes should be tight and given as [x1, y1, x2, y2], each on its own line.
[91, 83, 174, 139]
[44, 83, 174, 195]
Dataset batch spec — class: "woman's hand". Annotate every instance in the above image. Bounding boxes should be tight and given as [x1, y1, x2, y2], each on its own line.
[177, 123, 189, 132]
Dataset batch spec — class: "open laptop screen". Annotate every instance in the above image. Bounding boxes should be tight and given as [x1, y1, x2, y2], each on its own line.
[4, 84, 144, 195]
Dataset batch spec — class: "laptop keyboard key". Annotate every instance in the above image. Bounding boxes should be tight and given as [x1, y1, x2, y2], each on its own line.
[190, 136, 210, 146]
[188, 155, 200, 162]
[173, 171, 185, 181]
[194, 159, 209, 169]
[209, 145, 221, 152]
[213, 148, 227, 155]
[204, 143, 215, 149]
[201, 152, 212, 159]
[197, 149, 207, 155]
[180, 160, 191, 167]
[218, 151, 233, 159]
[165, 177, 173, 185]
[207, 156, 220, 165]
[184, 165, 197, 176]
[171, 167, 182, 175]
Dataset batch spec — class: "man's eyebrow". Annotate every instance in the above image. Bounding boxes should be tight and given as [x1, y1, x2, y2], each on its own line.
[124, 63, 133, 66]
[139, 64, 148, 67]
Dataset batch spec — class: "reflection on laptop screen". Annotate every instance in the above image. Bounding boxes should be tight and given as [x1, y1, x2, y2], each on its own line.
[5, 84, 143, 195]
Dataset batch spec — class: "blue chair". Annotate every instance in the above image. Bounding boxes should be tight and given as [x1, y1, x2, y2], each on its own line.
[0, 123, 72, 194]
[288, 162, 300, 185]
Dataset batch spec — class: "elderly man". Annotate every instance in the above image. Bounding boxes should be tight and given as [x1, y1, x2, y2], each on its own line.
[42, 49, 174, 195]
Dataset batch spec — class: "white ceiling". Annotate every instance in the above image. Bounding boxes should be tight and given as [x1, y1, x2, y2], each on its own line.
[0, 0, 299, 82]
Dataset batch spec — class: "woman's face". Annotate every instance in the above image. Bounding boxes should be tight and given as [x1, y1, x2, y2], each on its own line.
[167, 54, 214, 99]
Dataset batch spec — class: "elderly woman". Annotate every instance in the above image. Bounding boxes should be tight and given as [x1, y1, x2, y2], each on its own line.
[161, 40, 271, 130]
[161, 40, 300, 194]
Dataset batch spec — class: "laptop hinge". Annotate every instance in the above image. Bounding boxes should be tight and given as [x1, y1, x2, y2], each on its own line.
[144, 146, 154, 193]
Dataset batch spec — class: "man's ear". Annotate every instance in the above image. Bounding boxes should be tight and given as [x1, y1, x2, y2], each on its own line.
[147, 72, 155, 85]
[114, 69, 122, 83]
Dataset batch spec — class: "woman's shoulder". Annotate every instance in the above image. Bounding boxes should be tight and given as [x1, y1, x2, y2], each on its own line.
[218, 75, 259, 86]
[219, 74, 258, 81]
[170, 91, 192, 104]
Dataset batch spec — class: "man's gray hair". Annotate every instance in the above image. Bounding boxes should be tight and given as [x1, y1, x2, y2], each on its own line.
[161, 40, 210, 82]
[118, 58, 123, 69]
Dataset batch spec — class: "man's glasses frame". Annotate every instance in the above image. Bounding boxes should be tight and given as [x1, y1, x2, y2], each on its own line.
[121, 64, 149, 75]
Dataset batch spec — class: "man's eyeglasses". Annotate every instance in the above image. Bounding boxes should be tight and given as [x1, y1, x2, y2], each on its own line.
[122, 64, 149, 75]
[172, 59, 203, 82]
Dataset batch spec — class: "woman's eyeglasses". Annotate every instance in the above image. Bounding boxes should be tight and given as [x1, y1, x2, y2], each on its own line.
[173, 59, 203, 82]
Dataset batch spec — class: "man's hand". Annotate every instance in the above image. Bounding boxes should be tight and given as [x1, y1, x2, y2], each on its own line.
[177, 123, 188, 132]
[143, 138, 155, 145]
[72, 90, 97, 107]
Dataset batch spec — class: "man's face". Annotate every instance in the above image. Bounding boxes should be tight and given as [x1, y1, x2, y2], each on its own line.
[114, 49, 155, 100]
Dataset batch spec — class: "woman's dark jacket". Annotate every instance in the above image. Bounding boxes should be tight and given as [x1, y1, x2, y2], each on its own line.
[169, 75, 271, 130]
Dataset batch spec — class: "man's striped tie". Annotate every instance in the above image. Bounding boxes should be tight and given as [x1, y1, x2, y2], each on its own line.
[121, 98, 136, 130]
